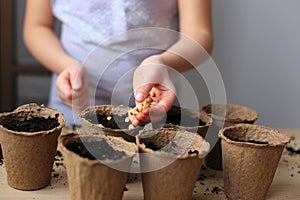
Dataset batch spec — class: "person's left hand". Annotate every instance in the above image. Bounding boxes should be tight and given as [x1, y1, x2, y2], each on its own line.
[131, 55, 176, 126]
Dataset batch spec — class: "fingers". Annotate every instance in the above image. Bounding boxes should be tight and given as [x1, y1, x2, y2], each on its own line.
[157, 91, 176, 112]
[70, 66, 86, 91]
[130, 89, 174, 126]
[134, 83, 155, 102]
[56, 70, 72, 100]
[130, 105, 167, 126]
[56, 65, 89, 112]
[130, 112, 151, 126]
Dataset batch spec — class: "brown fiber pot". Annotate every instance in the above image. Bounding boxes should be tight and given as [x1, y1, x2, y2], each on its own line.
[79, 105, 140, 142]
[201, 103, 259, 170]
[163, 105, 212, 139]
[59, 133, 138, 200]
[137, 128, 210, 200]
[0, 103, 65, 190]
[219, 124, 290, 200]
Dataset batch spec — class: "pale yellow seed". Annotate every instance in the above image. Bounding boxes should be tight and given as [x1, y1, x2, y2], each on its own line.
[106, 116, 112, 121]
[149, 90, 155, 97]
[125, 117, 130, 122]
[142, 101, 147, 107]
[128, 92, 155, 116]
[129, 108, 135, 115]
[137, 104, 143, 112]
[130, 109, 139, 115]
[145, 97, 152, 103]
[128, 124, 135, 130]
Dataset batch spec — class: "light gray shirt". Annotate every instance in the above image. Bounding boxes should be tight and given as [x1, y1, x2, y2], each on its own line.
[50, 0, 179, 124]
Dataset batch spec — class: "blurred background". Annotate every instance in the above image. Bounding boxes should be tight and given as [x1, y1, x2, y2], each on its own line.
[1, 0, 300, 128]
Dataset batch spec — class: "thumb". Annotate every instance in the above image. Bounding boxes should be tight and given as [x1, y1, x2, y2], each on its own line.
[70, 67, 84, 90]
[134, 83, 154, 102]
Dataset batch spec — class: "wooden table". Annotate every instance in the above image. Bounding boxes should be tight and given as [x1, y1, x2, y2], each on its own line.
[0, 129, 299, 200]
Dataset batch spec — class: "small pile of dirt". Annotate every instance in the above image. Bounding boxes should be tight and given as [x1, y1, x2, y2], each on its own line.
[54, 151, 64, 167]
[286, 137, 300, 154]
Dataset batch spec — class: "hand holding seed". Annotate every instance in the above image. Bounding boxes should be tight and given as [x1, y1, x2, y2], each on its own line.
[128, 86, 175, 126]
[128, 90, 159, 126]
[131, 56, 176, 126]
[129, 90, 157, 113]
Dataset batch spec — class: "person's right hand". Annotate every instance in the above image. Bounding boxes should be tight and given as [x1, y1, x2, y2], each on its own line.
[56, 62, 89, 112]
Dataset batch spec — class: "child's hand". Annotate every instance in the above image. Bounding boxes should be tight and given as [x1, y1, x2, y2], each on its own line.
[56, 62, 89, 112]
[131, 55, 176, 126]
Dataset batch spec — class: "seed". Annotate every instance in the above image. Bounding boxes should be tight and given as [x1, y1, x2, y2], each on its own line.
[149, 90, 155, 97]
[137, 104, 143, 112]
[128, 124, 134, 130]
[128, 91, 156, 116]
[106, 116, 112, 121]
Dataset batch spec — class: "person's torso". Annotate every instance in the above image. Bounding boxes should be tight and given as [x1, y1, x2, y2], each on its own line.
[51, 0, 179, 106]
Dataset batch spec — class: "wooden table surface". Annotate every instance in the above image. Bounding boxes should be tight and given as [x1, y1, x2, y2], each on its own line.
[0, 128, 299, 200]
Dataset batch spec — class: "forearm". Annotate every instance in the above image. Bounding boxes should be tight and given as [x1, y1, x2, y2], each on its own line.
[159, 0, 213, 72]
[160, 31, 213, 73]
[23, 0, 78, 74]
[24, 26, 77, 74]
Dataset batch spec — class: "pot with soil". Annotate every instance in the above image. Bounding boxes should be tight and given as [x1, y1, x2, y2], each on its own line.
[161, 105, 212, 138]
[79, 105, 141, 142]
[137, 128, 210, 200]
[59, 133, 138, 200]
[219, 124, 290, 200]
[0, 103, 65, 190]
[200, 103, 259, 170]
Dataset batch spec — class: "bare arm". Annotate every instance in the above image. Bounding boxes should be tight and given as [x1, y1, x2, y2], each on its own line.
[23, 0, 78, 74]
[23, 0, 89, 112]
[132, 0, 213, 125]
[160, 0, 213, 72]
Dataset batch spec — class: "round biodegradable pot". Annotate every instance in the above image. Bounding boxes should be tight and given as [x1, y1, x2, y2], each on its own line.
[137, 128, 210, 200]
[0, 103, 65, 190]
[162, 105, 212, 139]
[201, 103, 259, 170]
[219, 124, 290, 200]
[59, 133, 138, 200]
[79, 105, 141, 142]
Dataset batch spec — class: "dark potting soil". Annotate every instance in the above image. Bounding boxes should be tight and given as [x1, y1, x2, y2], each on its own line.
[66, 139, 126, 160]
[86, 113, 131, 129]
[233, 138, 268, 145]
[146, 142, 160, 151]
[286, 146, 300, 154]
[145, 141, 184, 155]
[2, 115, 60, 132]
[211, 186, 223, 194]
[165, 106, 206, 127]
[285, 137, 300, 154]
[54, 151, 64, 167]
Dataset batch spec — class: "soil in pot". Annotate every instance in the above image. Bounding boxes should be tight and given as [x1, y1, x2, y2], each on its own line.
[164, 106, 206, 127]
[85, 113, 131, 130]
[65, 139, 126, 161]
[1, 115, 60, 132]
